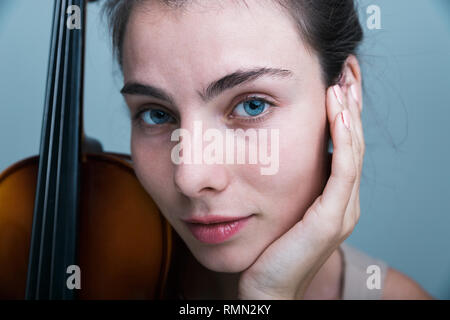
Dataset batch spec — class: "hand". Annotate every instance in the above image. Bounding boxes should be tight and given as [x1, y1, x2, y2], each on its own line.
[238, 83, 365, 300]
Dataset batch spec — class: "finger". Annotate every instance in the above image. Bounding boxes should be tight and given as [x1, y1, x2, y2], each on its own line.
[326, 85, 360, 227]
[322, 85, 358, 234]
[347, 85, 365, 158]
[342, 88, 363, 225]
[350, 83, 362, 113]
[339, 87, 365, 234]
[318, 108, 356, 226]
[336, 85, 361, 175]
[326, 85, 345, 139]
[339, 86, 363, 226]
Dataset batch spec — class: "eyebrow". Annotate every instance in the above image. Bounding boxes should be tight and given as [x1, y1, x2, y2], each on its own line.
[120, 67, 293, 104]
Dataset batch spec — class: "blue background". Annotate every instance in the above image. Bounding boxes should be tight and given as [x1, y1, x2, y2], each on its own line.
[0, 0, 449, 299]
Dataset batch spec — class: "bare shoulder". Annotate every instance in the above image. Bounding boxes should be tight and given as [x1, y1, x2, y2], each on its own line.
[382, 267, 434, 300]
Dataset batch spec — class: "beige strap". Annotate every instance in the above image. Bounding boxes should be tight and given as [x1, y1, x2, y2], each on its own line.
[339, 242, 389, 300]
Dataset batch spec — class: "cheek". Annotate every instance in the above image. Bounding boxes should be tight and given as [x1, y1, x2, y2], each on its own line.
[279, 136, 324, 202]
[254, 113, 328, 228]
[130, 134, 175, 207]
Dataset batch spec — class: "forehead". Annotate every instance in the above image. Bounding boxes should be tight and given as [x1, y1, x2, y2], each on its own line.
[122, 0, 316, 89]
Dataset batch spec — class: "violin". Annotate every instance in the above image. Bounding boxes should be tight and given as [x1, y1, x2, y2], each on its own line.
[0, 0, 173, 299]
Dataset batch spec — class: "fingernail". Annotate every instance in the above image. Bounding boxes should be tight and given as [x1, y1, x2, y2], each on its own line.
[333, 85, 343, 105]
[350, 84, 358, 103]
[341, 110, 351, 130]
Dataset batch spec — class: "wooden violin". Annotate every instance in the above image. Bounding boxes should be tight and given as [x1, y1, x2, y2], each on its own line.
[0, 0, 173, 299]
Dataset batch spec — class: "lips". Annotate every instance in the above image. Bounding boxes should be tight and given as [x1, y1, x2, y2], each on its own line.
[184, 215, 253, 244]
[184, 215, 250, 224]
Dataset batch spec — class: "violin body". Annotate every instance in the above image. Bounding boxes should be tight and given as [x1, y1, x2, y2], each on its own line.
[0, 152, 173, 299]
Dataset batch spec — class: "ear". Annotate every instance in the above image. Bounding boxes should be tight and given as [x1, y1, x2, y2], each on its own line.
[338, 55, 363, 112]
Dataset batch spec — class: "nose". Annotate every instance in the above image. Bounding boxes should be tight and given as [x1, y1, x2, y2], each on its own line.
[174, 162, 229, 198]
[172, 120, 230, 199]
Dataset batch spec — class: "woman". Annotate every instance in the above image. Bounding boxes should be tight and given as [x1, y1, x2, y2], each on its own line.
[103, 0, 433, 299]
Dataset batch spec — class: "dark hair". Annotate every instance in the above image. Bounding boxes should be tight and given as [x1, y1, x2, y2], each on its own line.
[103, 0, 363, 87]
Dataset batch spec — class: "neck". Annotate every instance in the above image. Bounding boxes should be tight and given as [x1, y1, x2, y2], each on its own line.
[179, 249, 241, 299]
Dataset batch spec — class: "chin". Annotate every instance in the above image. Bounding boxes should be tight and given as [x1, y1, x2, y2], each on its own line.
[197, 256, 251, 273]
[188, 241, 258, 273]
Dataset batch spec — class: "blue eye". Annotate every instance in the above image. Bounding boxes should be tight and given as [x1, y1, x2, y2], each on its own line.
[140, 109, 173, 125]
[233, 98, 271, 117]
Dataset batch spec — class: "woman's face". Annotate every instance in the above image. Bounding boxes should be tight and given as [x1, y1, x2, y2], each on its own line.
[121, 0, 331, 273]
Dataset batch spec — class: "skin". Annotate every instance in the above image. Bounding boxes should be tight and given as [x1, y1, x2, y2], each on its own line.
[120, 0, 433, 299]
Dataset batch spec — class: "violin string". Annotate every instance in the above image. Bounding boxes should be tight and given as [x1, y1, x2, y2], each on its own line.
[27, 0, 70, 299]
[50, 0, 73, 299]
[40, 0, 69, 299]
[26, 0, 63, 299]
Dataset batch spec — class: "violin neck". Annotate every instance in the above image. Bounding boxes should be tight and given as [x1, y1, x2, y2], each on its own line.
[26, 0, 86, 300]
